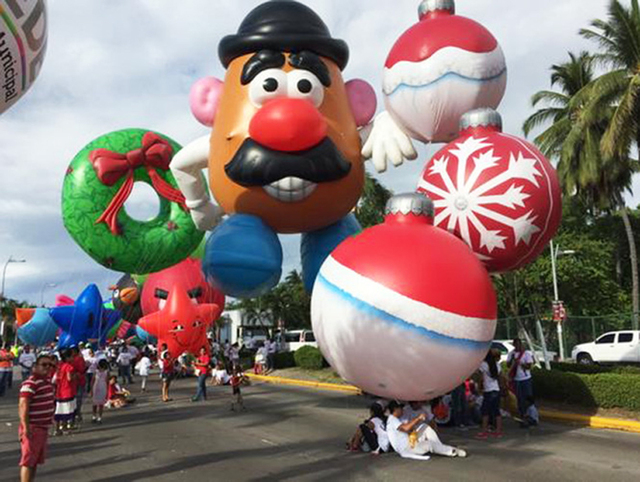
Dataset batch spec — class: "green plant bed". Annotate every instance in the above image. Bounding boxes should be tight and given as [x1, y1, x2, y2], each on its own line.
[274, 351, 296, 369]
[533, 369, 640, 412]
[549, 362, 640, 375]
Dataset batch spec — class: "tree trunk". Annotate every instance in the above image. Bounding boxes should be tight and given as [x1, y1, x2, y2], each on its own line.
[620, 207, 639, 330]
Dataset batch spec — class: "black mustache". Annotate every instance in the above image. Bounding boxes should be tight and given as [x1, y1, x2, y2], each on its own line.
[225, 138, 352, 187]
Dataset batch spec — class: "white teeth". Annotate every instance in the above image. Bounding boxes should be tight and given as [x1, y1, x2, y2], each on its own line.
[263, 176, 317, 203]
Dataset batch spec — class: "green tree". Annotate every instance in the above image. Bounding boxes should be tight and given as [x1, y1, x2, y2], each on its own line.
[355, 172, 393, 228]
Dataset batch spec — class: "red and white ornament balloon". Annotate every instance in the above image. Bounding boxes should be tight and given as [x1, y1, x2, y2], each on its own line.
[417, 108, 562, 273]
[383, 0, 507, 143]
[311, 194, 496, 401]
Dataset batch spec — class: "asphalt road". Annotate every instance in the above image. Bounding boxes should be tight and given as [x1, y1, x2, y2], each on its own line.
[0, 373, 639, 482]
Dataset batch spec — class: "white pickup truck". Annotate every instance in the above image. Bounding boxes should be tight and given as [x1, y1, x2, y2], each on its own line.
[571, 331, 640, 364]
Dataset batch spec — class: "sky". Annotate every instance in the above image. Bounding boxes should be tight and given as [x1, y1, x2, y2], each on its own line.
[0, 0, 614, 307]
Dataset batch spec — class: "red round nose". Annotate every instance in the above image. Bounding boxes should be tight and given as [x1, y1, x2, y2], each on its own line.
[249, 98, 328, 152]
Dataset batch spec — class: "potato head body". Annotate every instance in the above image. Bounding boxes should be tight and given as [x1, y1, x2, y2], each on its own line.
[171, 1, 376, 297]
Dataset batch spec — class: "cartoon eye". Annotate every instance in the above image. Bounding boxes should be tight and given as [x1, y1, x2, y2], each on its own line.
[249, 69, 288, 107]
[113, 289, 120, 298]
[287, 70, 324, 107]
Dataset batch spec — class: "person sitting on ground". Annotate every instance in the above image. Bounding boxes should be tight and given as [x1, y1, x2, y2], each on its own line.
[525, 395, 539, 426]
[476, 349, 504, 439]
[106, 375, 135, 408]
[403, 401, 437, 431]
[386, 401, 467, 461]
[211, 361, 231, 386]
[346, 401, 390, 454]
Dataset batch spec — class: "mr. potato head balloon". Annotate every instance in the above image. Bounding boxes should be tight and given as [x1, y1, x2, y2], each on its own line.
[171, 1, 377, 297]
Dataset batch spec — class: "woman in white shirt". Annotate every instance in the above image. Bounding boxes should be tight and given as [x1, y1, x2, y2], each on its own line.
[346, 402, 390, 454]
[476, 349, 503, 439]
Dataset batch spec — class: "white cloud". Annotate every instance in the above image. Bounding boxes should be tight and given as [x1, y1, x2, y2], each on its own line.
[0, 0, 614, 305]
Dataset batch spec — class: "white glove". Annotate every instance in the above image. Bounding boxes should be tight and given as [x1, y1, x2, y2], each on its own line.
[186, 199, 222, 232]
[361, 111, 418, 173]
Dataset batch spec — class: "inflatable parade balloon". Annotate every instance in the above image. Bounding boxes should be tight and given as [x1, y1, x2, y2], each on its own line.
[170, 0, 378, 297]
[50, 284, 120, 349]
[15, 308, 58, 346]
[62, 129, 204, 274]
[0, 0, 47, 115]
[417, 108, 562, 273]
[109, 274, 142, 323]
[141, 257, 225, 316]
[363, 0, 507, 172]
[311, 193, 497, 401]
[135, 324, 157, 344]
[138, 285, 221, 359]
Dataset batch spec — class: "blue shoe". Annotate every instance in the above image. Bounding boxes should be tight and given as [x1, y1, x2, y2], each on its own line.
[202, 214, 283, 298]
[300, 213, 361, 292]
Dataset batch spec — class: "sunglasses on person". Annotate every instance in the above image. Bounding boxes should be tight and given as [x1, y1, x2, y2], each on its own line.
[37, 362, 54, 368]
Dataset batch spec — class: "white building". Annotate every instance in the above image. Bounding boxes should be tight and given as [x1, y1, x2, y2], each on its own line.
[217, 309, 273, 347]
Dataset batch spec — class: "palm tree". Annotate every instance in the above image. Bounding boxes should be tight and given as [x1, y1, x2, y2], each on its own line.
[523, 49, 640, 329]
[575, 0, 640, 329]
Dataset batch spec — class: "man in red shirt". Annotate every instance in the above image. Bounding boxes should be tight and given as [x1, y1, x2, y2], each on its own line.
[192, 346, 211, 402]
[71, 347, 87, 422]
[19, 354, 55, 482]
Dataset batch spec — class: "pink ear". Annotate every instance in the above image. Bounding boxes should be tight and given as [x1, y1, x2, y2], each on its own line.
[189, 77, 224, 127]
[345, 79, 377, 127]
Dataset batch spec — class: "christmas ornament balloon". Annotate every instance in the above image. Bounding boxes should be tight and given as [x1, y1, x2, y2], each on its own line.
[417, 108, 562, 272]
[311, 193, 497, 401]
[0, 0, 48, 115]
[363, 0, 507, 172]
[138, 285, 221, 359]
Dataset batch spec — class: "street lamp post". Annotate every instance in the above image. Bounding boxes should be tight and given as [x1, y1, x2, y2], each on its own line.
[0, 256, 26, 343]
[550, 240, 575, 361]
[40, 282, 58, 307]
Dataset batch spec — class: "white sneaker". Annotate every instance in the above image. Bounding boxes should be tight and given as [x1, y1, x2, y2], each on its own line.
[453, 448, 467, 458]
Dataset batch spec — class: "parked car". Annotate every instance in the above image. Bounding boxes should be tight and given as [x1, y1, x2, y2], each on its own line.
[492, 340, 557, 365]
[275, 330, 317, 352]
[571, 331, 640, 364]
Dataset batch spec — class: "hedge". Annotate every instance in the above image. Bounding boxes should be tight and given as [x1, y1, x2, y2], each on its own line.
[274, 351, 296, 369]
[294, 346, 324, 370]
[533, 369, 640, 411]
[549, 362, 640, 376]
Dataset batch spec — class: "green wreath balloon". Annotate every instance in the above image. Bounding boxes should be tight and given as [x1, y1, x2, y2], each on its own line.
[62, 128, 205, 274]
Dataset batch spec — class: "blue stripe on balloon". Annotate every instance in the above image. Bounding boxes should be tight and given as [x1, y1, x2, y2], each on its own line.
[316, 273, 491, 352]
[386, 69, 507, 96]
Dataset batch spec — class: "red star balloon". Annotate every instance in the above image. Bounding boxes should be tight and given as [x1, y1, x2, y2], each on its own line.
[138, 285, 221, 359]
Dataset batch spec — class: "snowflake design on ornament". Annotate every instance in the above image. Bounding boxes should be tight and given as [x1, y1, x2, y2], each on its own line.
[418, 136, 543, 258]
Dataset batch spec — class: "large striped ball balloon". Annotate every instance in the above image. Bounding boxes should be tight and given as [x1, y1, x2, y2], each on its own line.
[311, 193, 497, 401]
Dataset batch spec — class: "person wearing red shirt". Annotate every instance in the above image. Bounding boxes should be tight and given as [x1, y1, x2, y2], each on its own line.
[53, 350, 77, 435]
[160, 344, 174, 403]
[18, 354, 55, 482]
[0, 344, 15, 397]
[71, 347, 87, 423]
[230, 365, 246, 411]
[192, 346, 211, 402]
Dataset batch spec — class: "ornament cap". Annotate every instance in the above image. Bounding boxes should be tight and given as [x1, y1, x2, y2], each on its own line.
[460, 108, 503, 132]
[385, 193, 434, 219]
[419, 0, 455, 19]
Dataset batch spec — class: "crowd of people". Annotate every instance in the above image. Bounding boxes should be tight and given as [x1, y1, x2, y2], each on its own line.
[345, 338, 540, 460]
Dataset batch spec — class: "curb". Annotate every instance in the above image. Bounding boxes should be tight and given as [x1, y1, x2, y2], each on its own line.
[246, 373, 361, 394]
[247, 374, 640, 434]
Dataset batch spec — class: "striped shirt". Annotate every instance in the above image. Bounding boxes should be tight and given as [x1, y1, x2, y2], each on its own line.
[20, 375, 55, 426]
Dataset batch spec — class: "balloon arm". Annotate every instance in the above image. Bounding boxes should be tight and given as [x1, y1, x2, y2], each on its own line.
[137, 314, 161, 337]
[361, 111, 418, 173]
[49, 307, 75, 331]
[170, 135, 223, 231]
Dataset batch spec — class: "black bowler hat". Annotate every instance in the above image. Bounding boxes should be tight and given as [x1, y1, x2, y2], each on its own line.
[219, 0, 349, 70]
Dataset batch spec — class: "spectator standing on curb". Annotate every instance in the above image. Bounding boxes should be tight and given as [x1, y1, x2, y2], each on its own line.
[116, 347, 133, 386]
[476, 349, 504, 439]
[507, 338, 535, 426]
[0, 344, 15, 396]
[18, 354, 55, 482]
[266, 338, 276, 374]
[19, 346, 36, 381]
[229, 343, 240, 369]
[160, 344, 174, 402]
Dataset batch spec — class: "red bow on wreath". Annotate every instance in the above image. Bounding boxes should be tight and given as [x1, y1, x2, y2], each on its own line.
[89, 132, 188, 235]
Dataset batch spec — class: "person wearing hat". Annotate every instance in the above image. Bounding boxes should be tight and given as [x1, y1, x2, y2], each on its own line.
[171, 0, 377, 297]
[386, 400, 467, 460]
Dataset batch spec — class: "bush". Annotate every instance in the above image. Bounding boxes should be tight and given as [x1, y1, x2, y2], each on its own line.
[533, 368, 640, 411]
[274, 351, 296, 369]
[294, 346, 324, 370]
[549, 362, 640, 375]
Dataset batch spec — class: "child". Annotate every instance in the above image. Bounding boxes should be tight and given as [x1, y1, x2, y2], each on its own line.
[54, 350, 77, 435]
[91, 359, 109, 424]
[230, 366, 246, 411]
[135, 351, 151, 393]
[106, 375, 135, 408]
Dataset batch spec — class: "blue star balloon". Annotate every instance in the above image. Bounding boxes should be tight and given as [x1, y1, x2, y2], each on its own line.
[50, 284, 121, 349]
[17, 308, 59, 347]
